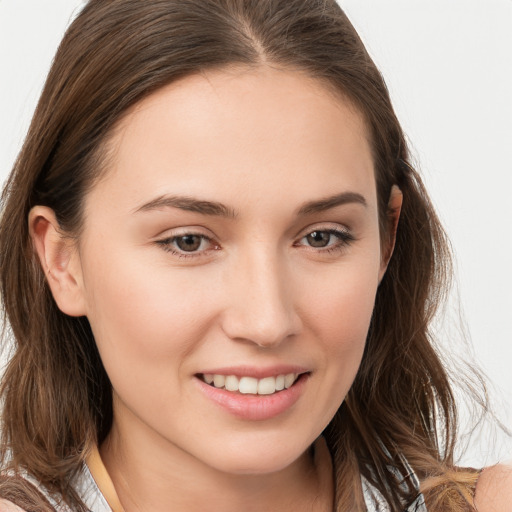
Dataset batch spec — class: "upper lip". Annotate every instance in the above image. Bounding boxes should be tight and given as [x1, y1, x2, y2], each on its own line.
[196, 365, 310, 379]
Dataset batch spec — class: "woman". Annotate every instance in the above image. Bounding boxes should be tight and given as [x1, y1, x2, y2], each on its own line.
[0, 0, 509, 510]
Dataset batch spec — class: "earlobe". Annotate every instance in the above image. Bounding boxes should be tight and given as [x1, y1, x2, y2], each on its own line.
[28, 206, 87, 317]
[379, 185, 403, 282]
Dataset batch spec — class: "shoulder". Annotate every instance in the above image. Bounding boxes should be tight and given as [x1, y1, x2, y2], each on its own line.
[0, 498, 26, 511]
[474, 464, 512, 512]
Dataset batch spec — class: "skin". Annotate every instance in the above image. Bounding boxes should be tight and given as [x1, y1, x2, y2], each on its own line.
[474, 464, 512, 511]
[30, 66, 403, 511]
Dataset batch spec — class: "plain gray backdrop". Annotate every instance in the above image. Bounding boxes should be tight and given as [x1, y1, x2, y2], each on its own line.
[0, 0, 511, 465]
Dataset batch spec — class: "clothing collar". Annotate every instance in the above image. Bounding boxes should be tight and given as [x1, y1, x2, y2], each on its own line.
[86, 446, 125, 512]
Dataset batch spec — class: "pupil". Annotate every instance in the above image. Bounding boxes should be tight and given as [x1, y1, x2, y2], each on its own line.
[176, 235, 201, 252]
[307, 231, 330, 247]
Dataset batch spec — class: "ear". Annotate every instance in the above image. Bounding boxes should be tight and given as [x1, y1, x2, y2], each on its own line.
[28, 206, 87, 317]
[379, 185, 403, 282]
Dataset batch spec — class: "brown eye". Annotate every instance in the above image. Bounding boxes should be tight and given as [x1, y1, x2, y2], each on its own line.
[175, 235, 203, 252]
[306, 231, 331, 248]
[156, 232, 219, 257]
[297, 228, 355, 252]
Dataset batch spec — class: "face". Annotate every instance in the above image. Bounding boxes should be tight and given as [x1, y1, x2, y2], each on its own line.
[70, 66, 387, 474]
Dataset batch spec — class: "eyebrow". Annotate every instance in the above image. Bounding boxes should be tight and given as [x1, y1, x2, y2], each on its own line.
[134, 191, 366, 217]
[297, 191, 367, 215]
[135, 195, 237, 218]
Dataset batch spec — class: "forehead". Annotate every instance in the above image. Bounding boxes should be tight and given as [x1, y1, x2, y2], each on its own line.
[88, 66, 376, 217]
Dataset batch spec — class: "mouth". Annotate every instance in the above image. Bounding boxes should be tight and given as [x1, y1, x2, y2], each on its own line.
[197, 372, 306, 396]
[195, 369, 310, 420]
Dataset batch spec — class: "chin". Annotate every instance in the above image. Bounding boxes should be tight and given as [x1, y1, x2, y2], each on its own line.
[216, 456, 302, 476]
[196, 435, 312, 476]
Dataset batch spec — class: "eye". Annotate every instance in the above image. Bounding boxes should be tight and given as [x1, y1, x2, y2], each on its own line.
[305, 231, 333, 248]
[156, 233, 218, 256]
[297, 228, 354, 251]
[174, 234, 205, 252]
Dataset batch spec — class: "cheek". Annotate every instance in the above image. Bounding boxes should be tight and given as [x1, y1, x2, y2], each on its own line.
[300, 252, 381, 392]
[80, 246, 218, 382]
[292, 259, 379, 433]
[303, 256, 380, 346]
[317, 285, 375, 379]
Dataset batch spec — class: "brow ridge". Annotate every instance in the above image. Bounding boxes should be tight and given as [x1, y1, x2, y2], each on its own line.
[135, 191, 366, 218]
[135, 195, 237, 218]
[297, 191, 367, 215]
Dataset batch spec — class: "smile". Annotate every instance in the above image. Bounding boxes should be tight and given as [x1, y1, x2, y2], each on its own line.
[196, 371, 310, 421]
[200, 373, 301, 395]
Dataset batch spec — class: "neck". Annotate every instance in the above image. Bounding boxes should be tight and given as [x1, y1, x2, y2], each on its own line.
[99, 408, 333, 512]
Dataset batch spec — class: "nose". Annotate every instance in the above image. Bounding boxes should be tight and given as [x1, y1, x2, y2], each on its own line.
[220, 249, 301, 348]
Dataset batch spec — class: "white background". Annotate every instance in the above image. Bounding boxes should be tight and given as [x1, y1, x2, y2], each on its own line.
[0, 1, 511, 465]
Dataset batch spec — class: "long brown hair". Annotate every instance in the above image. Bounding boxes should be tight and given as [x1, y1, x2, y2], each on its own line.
[0, 0, 482, 510]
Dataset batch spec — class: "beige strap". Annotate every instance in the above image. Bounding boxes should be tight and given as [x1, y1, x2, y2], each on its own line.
[86, 447, 125, 512]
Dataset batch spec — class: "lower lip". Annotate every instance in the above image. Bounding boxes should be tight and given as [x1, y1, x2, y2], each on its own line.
[196, 374, 309, 421]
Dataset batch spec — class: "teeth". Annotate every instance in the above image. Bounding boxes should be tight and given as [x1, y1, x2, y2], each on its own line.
[284, 373, 296, 389]
[202, 372, 300, 395]
[224, 375, 239, 392]
[239, 376, 258, 394]
[213, 374, 225, 388]
[258, 376, 276, 395]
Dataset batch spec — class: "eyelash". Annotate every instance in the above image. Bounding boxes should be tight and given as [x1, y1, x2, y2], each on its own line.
[156, 233, 218, 259]
[295, 228, 355, 254]
[156, 227, 355, 259]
